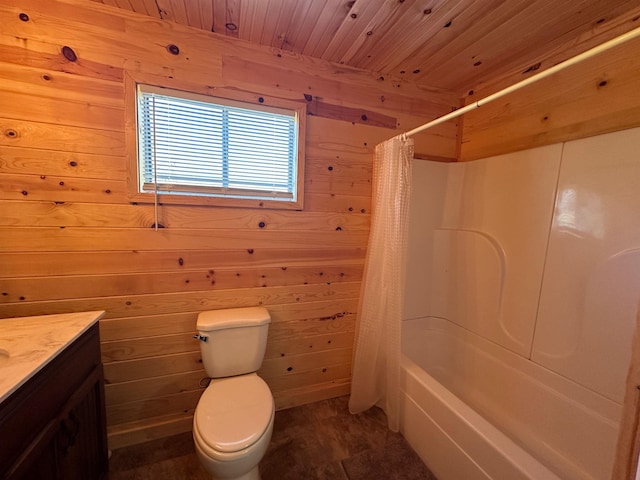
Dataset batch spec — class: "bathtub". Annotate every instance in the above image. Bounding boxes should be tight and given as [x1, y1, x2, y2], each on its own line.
[400, 317, 621, 480]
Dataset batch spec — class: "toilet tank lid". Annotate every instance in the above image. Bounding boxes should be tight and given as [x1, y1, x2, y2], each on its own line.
[197, 307, 271, 331]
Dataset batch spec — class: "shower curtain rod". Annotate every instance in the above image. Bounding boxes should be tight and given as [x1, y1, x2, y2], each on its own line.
[404, 25, 640, 138]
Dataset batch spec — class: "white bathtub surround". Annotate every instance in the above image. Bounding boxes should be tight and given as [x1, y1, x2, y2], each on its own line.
[349, 134, 413, 431]
[401, 127, 640, 480]
[531, 131, 640, 403]
[402, 317, 619, 480]
[611, 310, 640, 479]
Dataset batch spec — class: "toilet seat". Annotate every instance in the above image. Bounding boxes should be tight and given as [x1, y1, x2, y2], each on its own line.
[194, 374, 274, 454]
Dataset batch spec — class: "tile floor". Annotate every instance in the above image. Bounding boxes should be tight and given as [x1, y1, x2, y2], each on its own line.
[108, 395, 437, 480]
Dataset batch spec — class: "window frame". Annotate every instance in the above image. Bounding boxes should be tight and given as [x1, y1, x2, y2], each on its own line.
[125, 73, 306, 210]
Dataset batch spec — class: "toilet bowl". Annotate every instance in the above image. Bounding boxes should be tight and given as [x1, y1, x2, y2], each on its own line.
[192, 308, 274, 480]
[193, 374, 274, 480]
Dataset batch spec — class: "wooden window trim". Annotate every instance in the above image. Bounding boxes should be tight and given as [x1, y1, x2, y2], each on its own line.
[124, 72, 306, 210]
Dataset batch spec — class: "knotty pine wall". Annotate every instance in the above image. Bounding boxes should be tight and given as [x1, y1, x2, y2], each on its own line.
[459, 12, 640, 160]
[0, 0, 457, 448]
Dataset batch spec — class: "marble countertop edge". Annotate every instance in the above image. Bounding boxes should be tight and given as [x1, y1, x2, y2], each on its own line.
[0, 310, 106, 404]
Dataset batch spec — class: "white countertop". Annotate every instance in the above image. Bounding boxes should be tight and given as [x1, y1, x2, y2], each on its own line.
[0, 311, 105, 403]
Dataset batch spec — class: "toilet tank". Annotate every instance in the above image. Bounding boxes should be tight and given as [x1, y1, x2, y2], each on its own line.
[196, 307, 271, 378]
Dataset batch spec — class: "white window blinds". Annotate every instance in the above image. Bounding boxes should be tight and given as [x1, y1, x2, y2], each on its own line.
[137, 85, 299, 201]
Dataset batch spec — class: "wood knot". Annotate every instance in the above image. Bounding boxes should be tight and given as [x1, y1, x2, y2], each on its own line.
[258, 221, 266, 228]
[19, 12, 29, 21]
[167, 44, 180, 55]
[444, 20, 452, 28]
[61, 46, 77, 62]
[258, 97, 264, 103]
[225, 23, 237, 31]
[304, 93, 313, 101]
[247, 249, 254, 254]
[523, 62, 541, 74]
[4, 129, 18, 138]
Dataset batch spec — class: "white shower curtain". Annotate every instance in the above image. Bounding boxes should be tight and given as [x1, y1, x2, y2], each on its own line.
[348, 134, 413, 431]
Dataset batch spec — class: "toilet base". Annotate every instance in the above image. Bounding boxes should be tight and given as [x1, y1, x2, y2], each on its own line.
[207, 465, 260, 480]
[194, 435, 268, 480]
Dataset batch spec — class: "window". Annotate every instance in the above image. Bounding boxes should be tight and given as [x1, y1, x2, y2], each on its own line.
[130, 83, 305, 209]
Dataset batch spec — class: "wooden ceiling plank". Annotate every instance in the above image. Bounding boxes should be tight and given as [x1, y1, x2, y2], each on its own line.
[154, 0, 174, 21]
[210, 0, 241, 38]
[346, 0, 434, 67]
[259, 0, 284, 45]
[167, 0, 189, 25]
[465, 4, 640, 99]
[237, 0, 255, 40]
[339, 0, 423, 66]
[264, 0, 299, 49]
[281, 0, 330, 53]
[424, 0, 637, 92]
[78, 0, 640, 103]
[404, 0, 546, 87]
[138, 0, 161, 18]
[125, 0, 150, 16]
[224, 0, 240, 39]
[359, 0, 471, 74]
[427, 0, 583, 84]
[112, 0, 134, 10]
[301, 0, 352, 58]
[199, 0, 214, 32]
[320, 0, 388, 63]
[183, 0, 204, 30]
[211, 0, 227, 34]
[247, 0, 270, 43]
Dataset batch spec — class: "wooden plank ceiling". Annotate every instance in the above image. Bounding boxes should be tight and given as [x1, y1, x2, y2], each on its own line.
[91, 0, 640, 95]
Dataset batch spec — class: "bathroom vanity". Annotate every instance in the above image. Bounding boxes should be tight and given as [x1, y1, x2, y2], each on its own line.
[0, 311, 108, 480]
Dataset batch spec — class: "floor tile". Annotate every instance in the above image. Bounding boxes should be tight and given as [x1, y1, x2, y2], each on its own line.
[108, 395, 437, 480]
[341, 435, 438, 480]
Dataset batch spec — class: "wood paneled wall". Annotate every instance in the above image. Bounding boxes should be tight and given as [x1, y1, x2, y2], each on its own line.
[0, 0, 457, 448]
[459, 12, 640, 160]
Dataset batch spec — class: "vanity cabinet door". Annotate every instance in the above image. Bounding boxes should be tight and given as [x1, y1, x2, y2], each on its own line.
[0, 324, 108, 480]
[55, 370, 107, 480]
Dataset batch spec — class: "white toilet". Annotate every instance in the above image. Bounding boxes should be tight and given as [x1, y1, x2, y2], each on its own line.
[192, 307, 275, 480]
